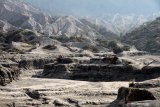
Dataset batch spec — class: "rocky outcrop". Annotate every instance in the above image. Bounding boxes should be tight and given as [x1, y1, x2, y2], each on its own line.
[19, 58, 55, 69]
[42, 45, 57, 50]
[42, 56, 160, 82]
[0, 60, 18, 68]
[0, 64, 21, 86]
[108, 87, 160, 107]
[42, 55, 120, 81]
[25, 89, 41, 100]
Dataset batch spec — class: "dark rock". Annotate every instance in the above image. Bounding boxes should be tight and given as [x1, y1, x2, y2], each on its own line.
[56, 56, 74, 64]
[19, 58, 55, 69]
[43, 45, 57, 50]
[42, 63, 75, 78]
[108, 87, 160, 107]
[42, 61, 160, 82]
[0, 64, 21, 86]
[40, 56, 160, 82]
[25, 89, 40, 100]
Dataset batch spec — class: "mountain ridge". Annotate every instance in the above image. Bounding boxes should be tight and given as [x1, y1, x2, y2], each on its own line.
[122, 17, 160, 53]
[0, 0, 117, 41]
[0, 0, 119, 53]
[88, 13, 160, 35]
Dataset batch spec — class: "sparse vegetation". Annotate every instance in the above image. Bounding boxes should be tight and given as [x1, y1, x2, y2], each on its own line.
[112, 46, 123, 54]
[5, 29, 39, 45]
[107, 41, 117, 48]
[107, 41, 122, 54]
[107, 41, 130, 54]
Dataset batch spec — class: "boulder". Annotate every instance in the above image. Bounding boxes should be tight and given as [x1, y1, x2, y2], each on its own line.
[25, 89, 40, 100]
[108, 87, 160, 107]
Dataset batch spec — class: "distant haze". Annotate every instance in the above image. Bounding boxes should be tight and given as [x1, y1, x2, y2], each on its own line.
[25, 0, 160, 17]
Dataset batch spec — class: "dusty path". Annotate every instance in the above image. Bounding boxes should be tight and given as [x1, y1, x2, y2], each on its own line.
[0, 70, 129, 107]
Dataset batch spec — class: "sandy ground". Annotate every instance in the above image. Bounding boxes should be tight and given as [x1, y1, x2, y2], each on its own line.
[0, 70, 129, 107]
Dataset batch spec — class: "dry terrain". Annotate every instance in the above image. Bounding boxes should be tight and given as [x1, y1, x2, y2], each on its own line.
[0, 69, 129, 107]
